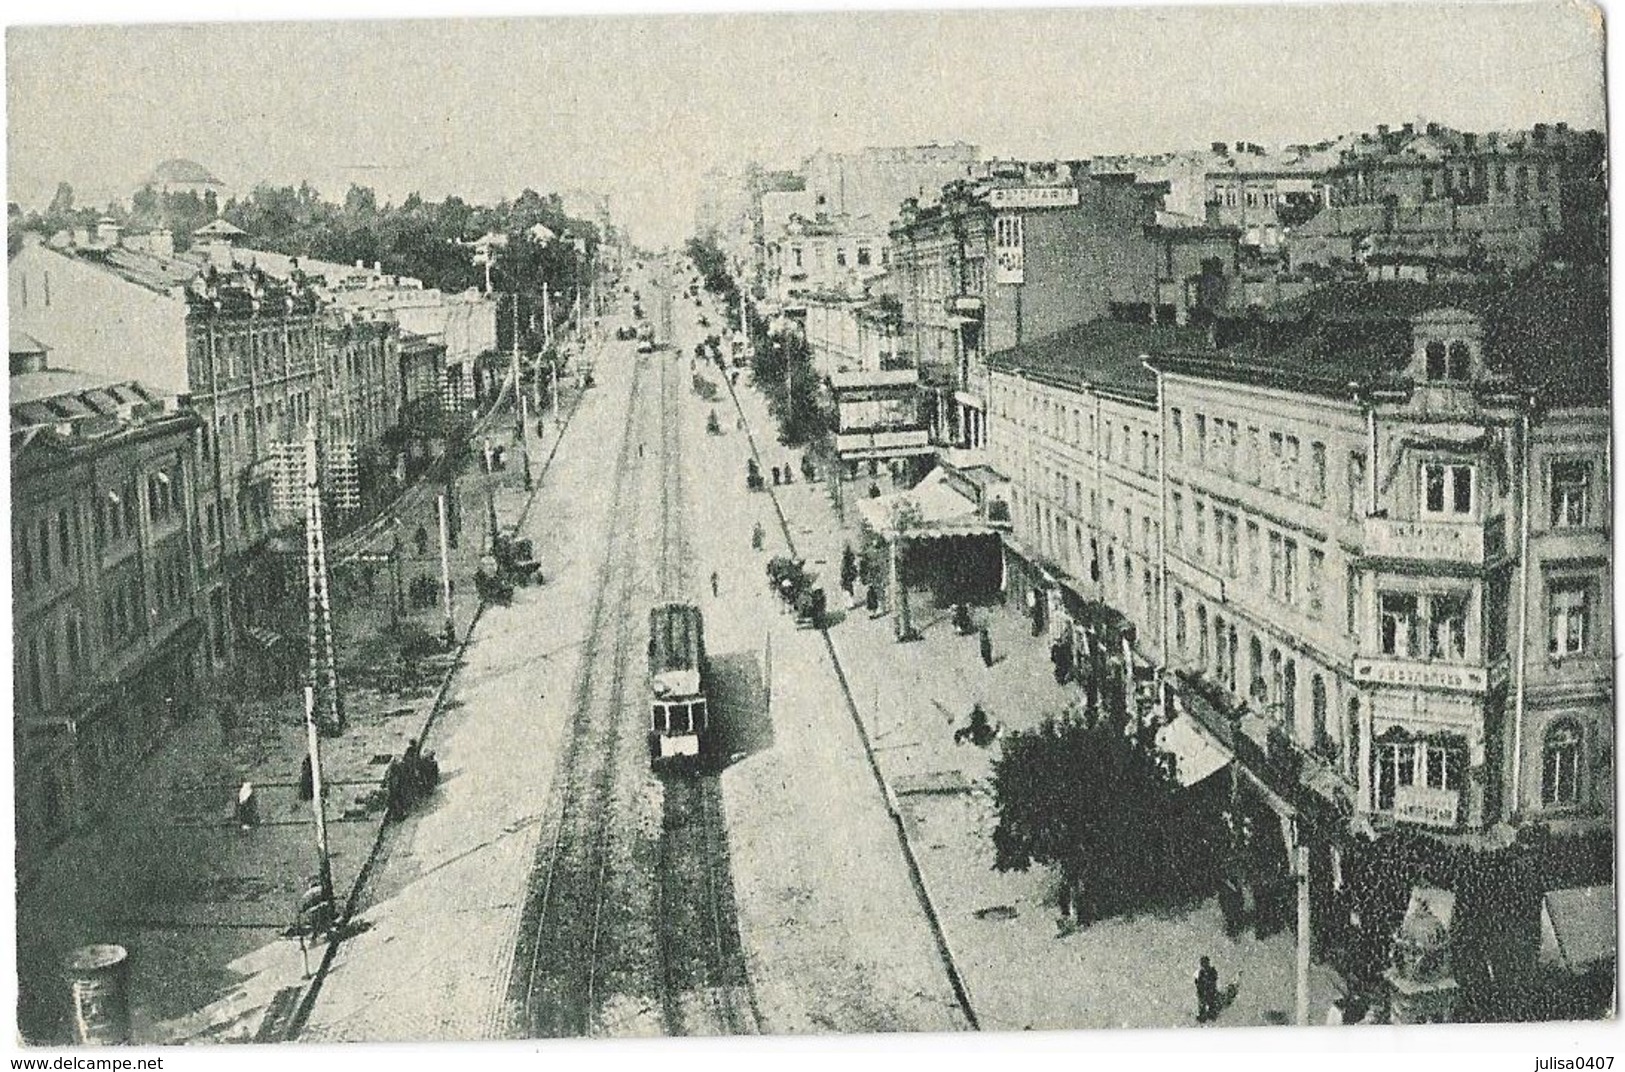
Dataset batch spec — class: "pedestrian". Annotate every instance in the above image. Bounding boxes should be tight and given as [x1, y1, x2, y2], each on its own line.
[1195, 955, 1220, 1023]
[299, 755, 314, 802]
[639, 443, 645, 458]
[772, 466, 781, 486]
[979, 625, 994, 668]
[710, 570, 719, 597]
[235, 781, 258, 830]
[865, 584, 880, 617]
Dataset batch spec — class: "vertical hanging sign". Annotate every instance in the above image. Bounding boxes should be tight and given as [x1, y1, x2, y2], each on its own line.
[993, 214, 1024, 284]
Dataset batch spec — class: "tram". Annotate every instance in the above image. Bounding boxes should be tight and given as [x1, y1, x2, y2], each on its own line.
[648, 602, 709, 765]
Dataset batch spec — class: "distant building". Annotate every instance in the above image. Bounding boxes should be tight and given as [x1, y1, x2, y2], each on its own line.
[891, 162, 1165, 453]
[140, 158, 229, 201]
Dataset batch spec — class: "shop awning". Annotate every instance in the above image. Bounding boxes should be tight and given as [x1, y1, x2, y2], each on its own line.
[1155, 715, 1232, 788]
[856, 467, 997, 537]
[1540, 885, 1616, 973]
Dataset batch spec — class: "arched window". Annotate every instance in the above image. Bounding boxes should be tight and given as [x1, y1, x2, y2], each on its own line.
[1269, 649, 1283, 708]
[1197, 604, 1210, 671]
[1249, 637, 1265, 700]
[1542, 719, 1584, 807]
[1173, 589, 1187, 654]
[1311, 674, 1331, 755]
[1283, 659, 1298, 721]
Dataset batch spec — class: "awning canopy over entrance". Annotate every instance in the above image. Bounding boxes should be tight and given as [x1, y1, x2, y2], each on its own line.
[1540, 885, 1616, 973]
[1156, 715, 1232, 788]
[856, 467, 999, 538]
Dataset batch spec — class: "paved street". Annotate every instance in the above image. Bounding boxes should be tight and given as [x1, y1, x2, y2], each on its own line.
[717, 345, 1348, 1032]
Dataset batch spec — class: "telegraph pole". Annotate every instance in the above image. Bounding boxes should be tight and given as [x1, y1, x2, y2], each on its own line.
[302, 684, 334, 905]
[436, 492, 456, 648]
[304, 420, 343, 734]
[512, 294, 532, 490]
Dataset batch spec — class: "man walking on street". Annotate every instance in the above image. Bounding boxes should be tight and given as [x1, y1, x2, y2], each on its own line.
[710, 570, 719, 597]
[979, 625, 994, 668]
[1195, 955, 1220, 1023]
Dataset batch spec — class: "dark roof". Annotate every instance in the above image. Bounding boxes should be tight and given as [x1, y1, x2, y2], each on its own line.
[147, 158, 224, 186]
[1152, 267, 1609, 409]
[987, 319, 1211, 402]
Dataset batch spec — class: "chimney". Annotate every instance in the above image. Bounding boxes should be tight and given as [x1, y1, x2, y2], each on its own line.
[355, 259, 365, 269]
[1426, 122, 1439, 136]
[1463, 132, 1477, 153]
[373, 261, 382, 274]
[1211, 141, 1227, 155]
[1556, 122, 1570, 135]
[1377, 124, 1390, 138]
[1402, 122, 1415, 136]
[1533, 123, 1548, 143]
[1235, 141, 1246, 154]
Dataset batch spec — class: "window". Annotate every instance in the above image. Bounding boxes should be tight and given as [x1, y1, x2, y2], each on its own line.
[1247, 521, 1261, 584]
[1225, 514, 1240, 578]
[1311, 675, 1332, 756]
[1283, 539, 1298, 604]
[1174, 589, 1187, 653]
[857, 246, 872, 267]
[1307, 550, 1325, 617]
[1551, 459, 1592, 527]
[1197, 604, 1210, 670]
[1427, 592, 1469, 661]
[1542, 720, 1584, 807]
[1381, 593, 1420, 657]
[1548, 579, 1590, 657]
[1269, 432, 1284, 490]
[1141, 431, 1152, 474]
[1285, 436, 1301, 498]
[1268, 532, 1283, 596]
[58, 508, 72, 571]
[1447, 342, 1471, 379]
[1171, 409, 1184, 458]
[1310, 443, 1327, 505]
[1194, 501, 1207, 561]
[38, 519, 52, 584]
[1422, 463, 1474, 516]
[1348, 452, 1366, 519]
[1171, 493, 1184, 549]
[1196, 414, 1207, 464]
[1247, 427, 1262, 486]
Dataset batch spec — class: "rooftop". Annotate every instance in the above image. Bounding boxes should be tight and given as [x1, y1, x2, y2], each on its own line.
[988, 318, 1212, 402]
[146, 158, 224, 187]
[1152, 266, 1609, 408]
[10, 375, 162, 428]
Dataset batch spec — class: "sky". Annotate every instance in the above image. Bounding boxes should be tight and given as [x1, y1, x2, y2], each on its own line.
[5, 1, 1609, 247]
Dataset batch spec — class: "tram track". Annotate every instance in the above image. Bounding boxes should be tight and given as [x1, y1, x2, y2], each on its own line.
[652, 312, 761, 1037]
[507, 351, 647, 1038]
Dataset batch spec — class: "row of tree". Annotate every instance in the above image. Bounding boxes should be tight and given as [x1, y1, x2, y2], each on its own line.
[14, 180, 608, 303]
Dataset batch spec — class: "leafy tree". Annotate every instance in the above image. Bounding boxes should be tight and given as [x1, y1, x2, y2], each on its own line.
[991, 659, 1197, 925]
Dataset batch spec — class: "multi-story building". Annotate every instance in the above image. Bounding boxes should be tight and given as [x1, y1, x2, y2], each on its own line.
[987, 315, 1212, 666]
[891, 162, 1165, 452]
[9, 226, 362, 659]
[980, 265, 1609, 1005]
[11, 359, 206, 860]
[1151, 268, 1609, 839]
[802, 143, 981, 229]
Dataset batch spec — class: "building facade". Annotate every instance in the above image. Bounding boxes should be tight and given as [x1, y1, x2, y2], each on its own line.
[12, 377, 206, 861]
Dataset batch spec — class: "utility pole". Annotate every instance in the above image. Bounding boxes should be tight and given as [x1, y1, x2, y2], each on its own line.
[302, 684, 335, 907]
[512, 294, 532, 490]
[1295, 841, 1312, 1026]
[304, 420, 342, 735]
[390, 529, 405, 628]
[437, 491, 456, 648]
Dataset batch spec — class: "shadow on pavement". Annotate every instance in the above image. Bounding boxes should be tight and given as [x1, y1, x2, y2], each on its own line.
[706, 649, 773, 765]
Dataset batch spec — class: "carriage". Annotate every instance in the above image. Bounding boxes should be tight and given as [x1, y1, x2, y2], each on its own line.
[648, 602, 709, 766]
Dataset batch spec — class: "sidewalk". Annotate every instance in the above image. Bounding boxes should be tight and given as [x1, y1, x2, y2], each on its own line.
[727, 366, 1347, 1033]
[15, 377, 586, 1045]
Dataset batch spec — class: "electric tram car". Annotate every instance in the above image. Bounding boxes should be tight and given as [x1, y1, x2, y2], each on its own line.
[648, 602, 709, 765]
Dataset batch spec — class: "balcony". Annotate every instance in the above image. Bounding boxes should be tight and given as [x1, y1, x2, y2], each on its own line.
[835, 427, 932, 459]
[1362, 514, 1506, 566]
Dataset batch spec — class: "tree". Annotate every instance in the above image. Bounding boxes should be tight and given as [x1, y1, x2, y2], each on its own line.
[991, 664, 1195, 925]
[46, 181, 74, 218]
